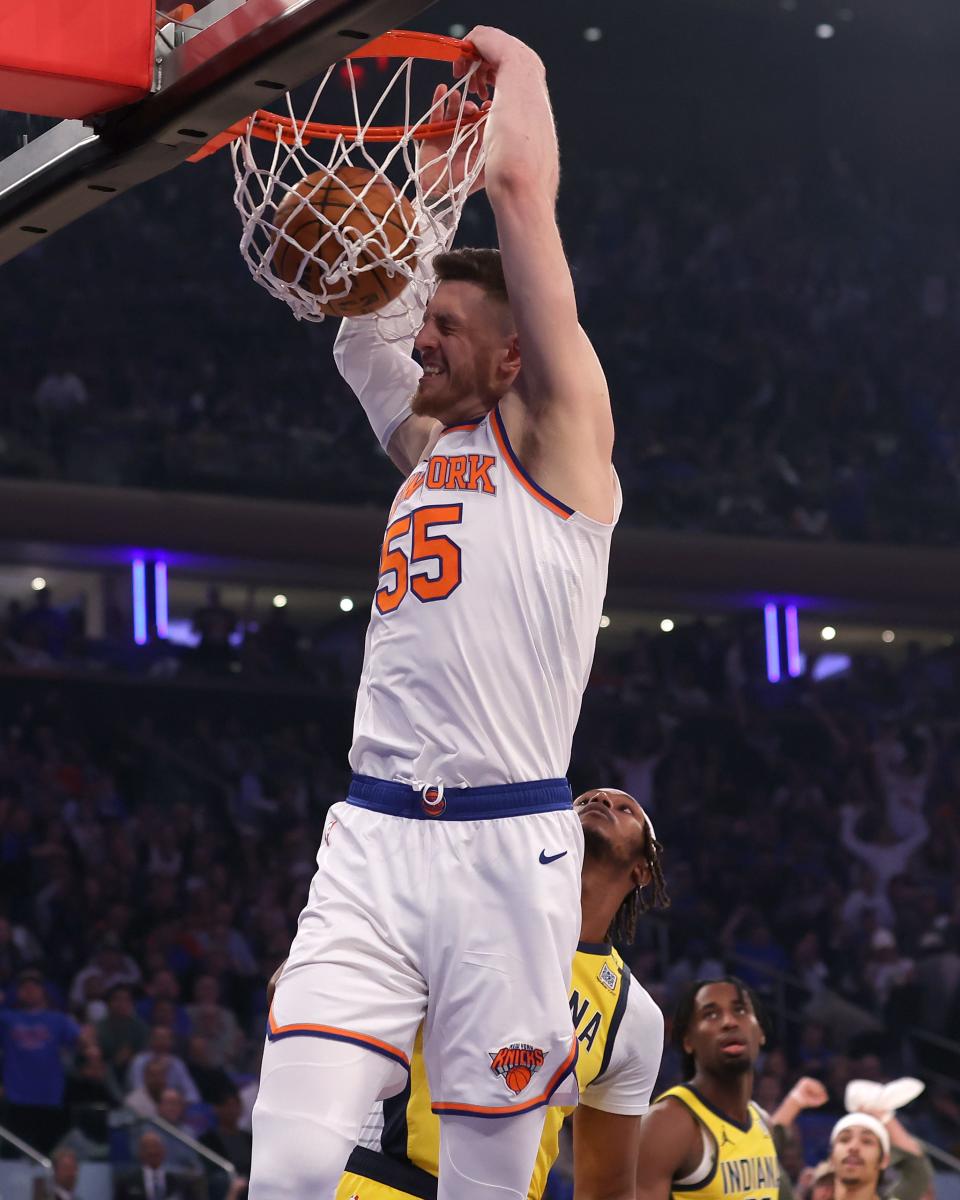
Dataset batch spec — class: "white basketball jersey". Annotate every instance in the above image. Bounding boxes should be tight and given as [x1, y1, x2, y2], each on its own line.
[349, 406, 621, 788]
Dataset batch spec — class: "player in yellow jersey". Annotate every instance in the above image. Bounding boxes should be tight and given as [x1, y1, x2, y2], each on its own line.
[306, 787, 667, 1200]
[636, 978, 779, 1200]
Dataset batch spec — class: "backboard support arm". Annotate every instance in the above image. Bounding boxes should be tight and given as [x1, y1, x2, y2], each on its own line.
[0, 0, 436, 265]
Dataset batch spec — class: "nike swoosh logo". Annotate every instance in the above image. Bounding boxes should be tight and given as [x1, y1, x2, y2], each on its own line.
[539, 849, 568, 865]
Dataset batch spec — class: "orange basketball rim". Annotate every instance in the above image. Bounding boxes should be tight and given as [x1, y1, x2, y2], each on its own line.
[189, 30, 484, 162]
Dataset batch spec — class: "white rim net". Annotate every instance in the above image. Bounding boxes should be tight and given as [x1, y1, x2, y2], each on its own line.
[230, 53, 487, 335]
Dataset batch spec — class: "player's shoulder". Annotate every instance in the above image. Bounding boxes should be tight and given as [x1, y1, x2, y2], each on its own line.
[622, 969, 665, 1038]
[647, 1086, 705, 1134]
[749, 1101, 776, 1136]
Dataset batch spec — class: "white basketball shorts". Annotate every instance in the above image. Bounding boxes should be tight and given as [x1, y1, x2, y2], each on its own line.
[269, 774, 584, 1116]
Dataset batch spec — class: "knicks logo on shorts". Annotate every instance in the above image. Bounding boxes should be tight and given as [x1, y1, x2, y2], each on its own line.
[489, 1042, 547, 1095]
[420, 784, 446, 817]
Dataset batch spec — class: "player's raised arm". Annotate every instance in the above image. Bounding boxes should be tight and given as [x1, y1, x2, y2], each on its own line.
[332, 293, 439, 476]
[635, 1098, 702, 1200]
[460, 27, 615, 520]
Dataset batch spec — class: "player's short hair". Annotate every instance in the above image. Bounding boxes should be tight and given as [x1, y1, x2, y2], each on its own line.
[433, 247, 509, 305]
[672, 976, 767, 1077]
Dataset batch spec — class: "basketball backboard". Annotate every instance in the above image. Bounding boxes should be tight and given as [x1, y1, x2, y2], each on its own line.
[0, 0, 436, 266]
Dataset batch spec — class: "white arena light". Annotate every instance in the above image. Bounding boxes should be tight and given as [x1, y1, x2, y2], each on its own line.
[449, 23, 467, 37]
[272, 594, 288, 608]
[660, 618, 675, 633]
[815, 23, 835, 38]
[820, 625, 837, 641]
[31, 576, 47, 591]
[583, 27, 603, 42]
[340, 597, 355, 613]
[599, 614, 611, 629]
[882, 630, 895, 644]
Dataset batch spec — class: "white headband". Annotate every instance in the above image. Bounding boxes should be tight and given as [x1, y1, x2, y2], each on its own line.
[830, 1114, 890, 1159]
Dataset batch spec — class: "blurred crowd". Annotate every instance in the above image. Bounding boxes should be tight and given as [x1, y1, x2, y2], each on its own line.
[1, 155, 959, 544]
[0, 584, 364, 688]
[2, 613, 960, 1193]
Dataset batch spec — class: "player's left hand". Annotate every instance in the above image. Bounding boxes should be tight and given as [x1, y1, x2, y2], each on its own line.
[454, 26, 543, 99]
[419, 84, 490, 200]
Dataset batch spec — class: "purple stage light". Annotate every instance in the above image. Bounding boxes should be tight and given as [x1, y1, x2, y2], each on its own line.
[132, 559, 147, 646]
[155, 560, 169, 639]
[785, 605, 801, 677]
[764, 603, 781, 683]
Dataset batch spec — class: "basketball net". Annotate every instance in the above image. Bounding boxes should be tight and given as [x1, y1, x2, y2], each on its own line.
[228, 45, 487, 335]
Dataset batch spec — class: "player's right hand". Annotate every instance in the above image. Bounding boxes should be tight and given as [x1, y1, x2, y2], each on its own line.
[419, 84, 490, 200]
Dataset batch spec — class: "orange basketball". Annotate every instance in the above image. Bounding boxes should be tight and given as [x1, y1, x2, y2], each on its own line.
[505, 1066, 531, 1095]
[271, 166, 417, 318]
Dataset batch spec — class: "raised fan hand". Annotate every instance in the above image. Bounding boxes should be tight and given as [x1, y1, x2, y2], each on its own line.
[791, 1077, 830, 1109]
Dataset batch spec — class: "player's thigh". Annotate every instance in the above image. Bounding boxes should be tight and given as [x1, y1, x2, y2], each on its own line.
[274, 803, 428, 1068]
[423, 808, 583, 1111]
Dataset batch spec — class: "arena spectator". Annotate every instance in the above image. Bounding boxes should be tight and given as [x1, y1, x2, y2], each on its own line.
[69, 940, 142, 1013]
[840, 805, 929, 895]
[136, 971, 191, 1041]
[185, 976, 245, 1071]
[125, 1055, 174, 1119]
[183, 1036, 234, 1106]
[65, 1039, 122, 1110]
[0, 914, 29, 991]
[114, 1130, 206, 1200]
[97, 985, 150, 1075]
[0, 968, 83, 1152]
[128, 1028, 201, 1103]
[147, 1087, 204, 1174]
[199, 1089, 252, 1189]
[33, 1146, 82, 1200]
[191, 588, 237, 674]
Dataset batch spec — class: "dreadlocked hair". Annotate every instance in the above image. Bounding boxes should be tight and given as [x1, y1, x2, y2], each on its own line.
[608, 832, 670, 945]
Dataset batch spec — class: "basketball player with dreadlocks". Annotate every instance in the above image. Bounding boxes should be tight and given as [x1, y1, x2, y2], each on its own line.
[332, 787, 669, 1200]
[636, 978, 779, 1200]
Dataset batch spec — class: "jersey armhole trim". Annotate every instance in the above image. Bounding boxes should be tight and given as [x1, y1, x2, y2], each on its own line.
[662, 1094, 720, 1194]
[491, 406, 574, 520]
[594, 960, 630, 1082]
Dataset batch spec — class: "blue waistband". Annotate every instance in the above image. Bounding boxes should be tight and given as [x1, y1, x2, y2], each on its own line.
[347, 774, 573, 821]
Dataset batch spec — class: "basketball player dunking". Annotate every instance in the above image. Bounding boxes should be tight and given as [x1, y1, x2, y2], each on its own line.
[249, 26, 619, 1200]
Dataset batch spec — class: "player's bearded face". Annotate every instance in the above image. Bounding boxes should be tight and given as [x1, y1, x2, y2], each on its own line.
[413, 286, 514, 421]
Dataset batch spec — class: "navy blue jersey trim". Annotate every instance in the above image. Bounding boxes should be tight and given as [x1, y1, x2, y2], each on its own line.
[492, 406, 575, 517]
[344, 1145, 437, 1199]
[347, 774, 573, 820]
[577, 940, 614, 955]
[685, 1085, 754, 1133]
[594, 960, 630, 1082]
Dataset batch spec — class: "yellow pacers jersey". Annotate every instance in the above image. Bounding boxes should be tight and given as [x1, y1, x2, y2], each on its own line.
[337, 942, 643, 1200]
[658, 1085, 779, 1200]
